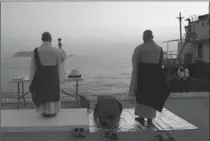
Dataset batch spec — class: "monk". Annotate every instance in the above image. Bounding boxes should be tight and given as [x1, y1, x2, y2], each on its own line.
[93, 95, 122, 128]
[57, 38, 67, 84]
[93, 95, 122, 139]
[29, 32, 67, 117]
[129, 30, 170, 126]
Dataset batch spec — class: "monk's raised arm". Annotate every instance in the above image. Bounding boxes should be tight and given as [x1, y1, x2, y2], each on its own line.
[59, 48, 67, 62]
[54, 48, 67, 62]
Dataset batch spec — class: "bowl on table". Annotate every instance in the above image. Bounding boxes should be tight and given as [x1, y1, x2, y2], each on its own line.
[68, 69, 82, 78]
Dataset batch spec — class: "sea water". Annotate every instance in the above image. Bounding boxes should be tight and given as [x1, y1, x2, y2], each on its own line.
[1, 44, 134, 95]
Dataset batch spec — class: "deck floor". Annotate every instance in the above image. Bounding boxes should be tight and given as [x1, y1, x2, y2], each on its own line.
[1, 97, 209, 141]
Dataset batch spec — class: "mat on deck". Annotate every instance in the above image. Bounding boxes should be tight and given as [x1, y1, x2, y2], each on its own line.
[88, 108, 198, 133]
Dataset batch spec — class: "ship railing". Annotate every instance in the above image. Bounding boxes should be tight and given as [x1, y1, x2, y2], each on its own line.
[0, 92, 209, 105]
[164, 51, 178, 59]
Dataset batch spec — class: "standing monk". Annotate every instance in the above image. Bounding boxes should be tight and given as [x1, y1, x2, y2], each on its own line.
[129, 30, 169, 126]
[29, 32, 67, 117]
[57, 38, 67, 84]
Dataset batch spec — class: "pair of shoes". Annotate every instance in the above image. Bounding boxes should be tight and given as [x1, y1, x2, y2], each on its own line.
[135, 117, 153, 127]
[71, 128, 86, 138]
[41, 113, 56, 118]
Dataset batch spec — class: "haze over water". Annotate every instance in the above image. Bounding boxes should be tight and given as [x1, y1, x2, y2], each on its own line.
[1, 2, 208, 94]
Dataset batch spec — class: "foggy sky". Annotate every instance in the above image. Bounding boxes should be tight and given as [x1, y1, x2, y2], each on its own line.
[1, 2, 209, 52]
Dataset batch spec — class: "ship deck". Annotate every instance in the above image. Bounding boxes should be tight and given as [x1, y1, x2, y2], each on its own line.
[1, 93, 209, 141]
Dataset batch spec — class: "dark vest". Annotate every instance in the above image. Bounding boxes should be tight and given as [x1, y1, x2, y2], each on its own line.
[29, 48, 60, 107]
[135, 48, 170, 112]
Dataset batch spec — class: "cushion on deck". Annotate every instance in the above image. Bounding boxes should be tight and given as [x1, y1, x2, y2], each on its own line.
[1, 109, 89, 132]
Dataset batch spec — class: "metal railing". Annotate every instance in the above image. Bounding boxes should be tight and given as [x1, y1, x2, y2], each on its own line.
[164, 51, 178, 59]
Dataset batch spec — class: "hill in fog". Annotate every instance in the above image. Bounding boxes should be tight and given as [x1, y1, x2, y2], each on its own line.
[12, 51, 74, 58]
[12, 51, 33, 57]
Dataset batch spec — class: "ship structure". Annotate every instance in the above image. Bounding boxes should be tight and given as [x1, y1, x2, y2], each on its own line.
[177, 14, 209, 65]
[163, 11, 209, 80]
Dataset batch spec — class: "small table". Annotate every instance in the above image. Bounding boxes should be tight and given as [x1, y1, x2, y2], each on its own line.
[9, 76, 30, 109]
[9, 76, 83, 109]
[62, 77, 83, 106]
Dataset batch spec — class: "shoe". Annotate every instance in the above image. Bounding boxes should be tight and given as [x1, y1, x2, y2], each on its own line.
[147, 118, 153, 127]
[42, 113, 56, 118]
[135, 117, 145, 125]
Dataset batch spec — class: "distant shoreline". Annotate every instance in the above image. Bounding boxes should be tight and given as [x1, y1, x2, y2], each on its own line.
[12, 51, 32, 57]
[12, 51, 74, 58]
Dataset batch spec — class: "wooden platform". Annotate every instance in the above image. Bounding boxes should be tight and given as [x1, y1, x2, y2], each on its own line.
[1, 108, 89, 133]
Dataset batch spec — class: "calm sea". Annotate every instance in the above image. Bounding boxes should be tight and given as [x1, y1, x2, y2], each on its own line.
[1, 43, 135, 95]
[1, 40, 178, 96]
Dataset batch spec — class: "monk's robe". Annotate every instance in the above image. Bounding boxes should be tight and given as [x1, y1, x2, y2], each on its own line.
[59, 48, 67, 84]
[29, 42, 67, 115]
[136, 62, 170, 112]
[129, 40, 169, 119]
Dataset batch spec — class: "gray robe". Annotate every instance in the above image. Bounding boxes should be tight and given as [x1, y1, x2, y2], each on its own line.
[29, 42, 67, 85]
[29, 42, 67, 114]
[129, 40, 162, 119]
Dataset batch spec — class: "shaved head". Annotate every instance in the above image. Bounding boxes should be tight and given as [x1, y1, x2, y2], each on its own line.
[41, 32, 52, 42]
[143, 30, 154, 43]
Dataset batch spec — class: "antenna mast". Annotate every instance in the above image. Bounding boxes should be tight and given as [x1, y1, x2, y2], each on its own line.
[176, 12, 184, 43]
